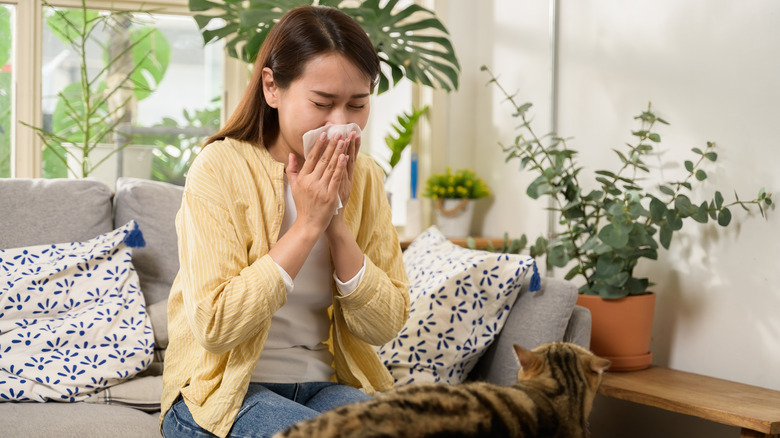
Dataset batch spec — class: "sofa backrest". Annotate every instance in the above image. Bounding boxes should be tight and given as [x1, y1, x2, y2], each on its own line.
[114, 177, 183, 306]
[0, 178, 114, 249]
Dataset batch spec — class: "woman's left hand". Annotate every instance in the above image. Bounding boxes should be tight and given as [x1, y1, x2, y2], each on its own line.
[336, 131, 360, 209]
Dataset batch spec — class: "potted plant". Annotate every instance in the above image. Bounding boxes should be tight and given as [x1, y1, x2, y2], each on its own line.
[23, 0, 170, 184]
[376, 106, 429, 177]
[422, 166, 491, 238]
[187, 0, 460, 94]
[481, 66, 773, 370]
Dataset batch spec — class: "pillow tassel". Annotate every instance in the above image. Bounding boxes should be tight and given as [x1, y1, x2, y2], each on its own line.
[123, 221, 146, 248]
[529, 262, 541, 292]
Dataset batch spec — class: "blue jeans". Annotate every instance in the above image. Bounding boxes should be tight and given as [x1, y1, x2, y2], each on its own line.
[162, 382, 371, 438]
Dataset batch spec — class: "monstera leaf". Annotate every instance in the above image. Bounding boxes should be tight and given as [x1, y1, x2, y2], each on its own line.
[128, 26, 171, 100]
[189, 0, 459, 93]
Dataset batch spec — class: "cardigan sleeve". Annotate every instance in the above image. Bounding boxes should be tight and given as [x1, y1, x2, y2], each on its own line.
[335, 156, 410, 346]
[175, 147, 287, 355]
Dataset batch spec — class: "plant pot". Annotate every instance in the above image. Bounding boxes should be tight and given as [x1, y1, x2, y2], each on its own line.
[576, 292, 656, 372]
[434, 198, 474, 237]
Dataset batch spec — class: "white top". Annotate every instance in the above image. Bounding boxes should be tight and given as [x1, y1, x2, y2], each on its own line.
[251, 177, 365, 383]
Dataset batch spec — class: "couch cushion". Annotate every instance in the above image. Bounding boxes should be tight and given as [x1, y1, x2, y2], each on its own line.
[0, 402, 160, 438]
[377, 226, 540, 386]
[0, 221, 154, 402]
[0, 178, 113, 250]
[114, 177, 183, 305]
[469, 277, 579, 385]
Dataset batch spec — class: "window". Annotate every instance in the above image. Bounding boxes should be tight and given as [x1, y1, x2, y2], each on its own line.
[0, 4, 13, 178]
[4, 0, 417, 228]
[4, 0, 224, 186]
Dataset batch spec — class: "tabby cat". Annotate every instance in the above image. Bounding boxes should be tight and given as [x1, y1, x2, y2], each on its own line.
[274, 342, 611, 438]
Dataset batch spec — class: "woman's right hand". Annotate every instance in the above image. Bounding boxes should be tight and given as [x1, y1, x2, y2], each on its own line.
[286, 131, 348, 232]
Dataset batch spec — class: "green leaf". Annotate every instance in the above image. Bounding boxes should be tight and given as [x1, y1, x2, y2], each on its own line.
[649, 197, 666, 223]
[46, 6, 99, 46]
[599, 223, 631, 249]
[547, 245, 569, 268]
[704, 152, 717, 161]
[715, 191, 724, 209]
[564, 265, 580, 281]
[659, 222, 672, 249]
[692, 202, 709, 223]
[659, 185, 675, 196]
[129, 27, 171, 101]
[0, 7, 11, 67]
[718, 207, 732, 226]
[384, 106, 428, 170]
[695, 169, 707, 181]
[648, 133, 661, 142]
[674, 194, 697, 217]
[684, 160, 694, 172]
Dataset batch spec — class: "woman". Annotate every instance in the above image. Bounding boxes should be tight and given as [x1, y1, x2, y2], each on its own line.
[160, 6, 409, 438]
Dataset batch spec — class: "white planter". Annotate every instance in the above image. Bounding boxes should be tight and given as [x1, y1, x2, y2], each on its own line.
[65, 143, 153, 190]
[434, 198, 475, 237]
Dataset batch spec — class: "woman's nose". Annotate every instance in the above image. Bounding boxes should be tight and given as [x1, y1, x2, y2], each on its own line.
[327, 108, 349, 126]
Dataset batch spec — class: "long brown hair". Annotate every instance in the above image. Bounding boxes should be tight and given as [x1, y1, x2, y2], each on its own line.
[205, 6, 380, 147]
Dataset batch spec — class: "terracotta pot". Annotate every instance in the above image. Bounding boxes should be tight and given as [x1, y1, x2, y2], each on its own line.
[576, 292, 656, 372]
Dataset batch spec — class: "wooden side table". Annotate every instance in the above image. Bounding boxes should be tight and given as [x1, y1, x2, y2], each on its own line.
[598, 366, 780, 437]
[399, 237, 506, 251]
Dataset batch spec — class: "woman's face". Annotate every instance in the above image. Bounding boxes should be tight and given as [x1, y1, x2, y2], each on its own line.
[263, 52, 372, 163]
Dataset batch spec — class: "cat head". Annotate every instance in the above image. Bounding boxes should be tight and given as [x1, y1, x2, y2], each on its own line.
[514, 342, 611, 417]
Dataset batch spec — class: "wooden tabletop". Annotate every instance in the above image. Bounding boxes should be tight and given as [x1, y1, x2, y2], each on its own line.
[399, 237, 507, 251]
[598, 366, 780, 435]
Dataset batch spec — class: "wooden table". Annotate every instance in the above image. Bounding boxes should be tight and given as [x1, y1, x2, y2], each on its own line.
[598, 366, 780, 437]
[399, 237, 506, 251]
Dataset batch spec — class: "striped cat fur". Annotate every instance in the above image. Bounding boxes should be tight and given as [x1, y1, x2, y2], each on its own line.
[274, 342, 611, 438]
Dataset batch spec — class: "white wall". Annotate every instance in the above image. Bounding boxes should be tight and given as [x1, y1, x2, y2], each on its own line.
[436, 1, 780, 436]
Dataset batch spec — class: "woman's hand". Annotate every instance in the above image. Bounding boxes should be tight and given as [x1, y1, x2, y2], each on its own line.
[286, 131, 347, 232]
[336, 131, 360, 208]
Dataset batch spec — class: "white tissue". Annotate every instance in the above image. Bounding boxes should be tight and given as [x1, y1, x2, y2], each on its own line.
[301, 123, 362, 215]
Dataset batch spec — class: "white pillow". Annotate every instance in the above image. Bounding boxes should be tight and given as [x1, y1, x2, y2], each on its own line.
[0, 221, 154, 402]
[378, 226, 540, 386]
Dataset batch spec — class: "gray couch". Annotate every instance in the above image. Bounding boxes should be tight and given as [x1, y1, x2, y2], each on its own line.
[0, 177, 590, 437]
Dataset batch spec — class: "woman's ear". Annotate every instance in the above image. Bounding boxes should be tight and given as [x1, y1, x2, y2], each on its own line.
[262, 67, 279, 108]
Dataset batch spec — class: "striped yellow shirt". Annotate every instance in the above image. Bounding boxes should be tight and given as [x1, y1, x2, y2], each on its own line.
[160, 138, 410, 437]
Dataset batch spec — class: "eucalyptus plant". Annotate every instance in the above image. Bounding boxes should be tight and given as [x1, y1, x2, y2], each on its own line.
[24, 0, 170, 178]
[481, 66, 773, 299]
[188, 0, 460, 94]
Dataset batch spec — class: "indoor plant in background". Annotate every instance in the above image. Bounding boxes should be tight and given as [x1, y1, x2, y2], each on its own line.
[188, 0, 460, 94]
[23, 0, 170, 182]
[481, 66, 773, 371]
[423, 166, 491, 238]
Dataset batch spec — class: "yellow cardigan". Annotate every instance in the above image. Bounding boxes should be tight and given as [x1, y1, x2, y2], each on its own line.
[159, 138, 409, 437]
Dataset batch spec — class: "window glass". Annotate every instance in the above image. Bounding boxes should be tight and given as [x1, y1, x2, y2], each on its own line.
[0, 5, 13, 178]
[40, 6, 222, 187]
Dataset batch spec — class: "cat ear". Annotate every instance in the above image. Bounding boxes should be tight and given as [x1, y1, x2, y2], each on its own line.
[514, 344, 541, 376]
[589, 356, 612, 374]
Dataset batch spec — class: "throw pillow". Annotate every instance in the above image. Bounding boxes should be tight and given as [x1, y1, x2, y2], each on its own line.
[0, 221, 154, 402]
[378, 226, 540, 386]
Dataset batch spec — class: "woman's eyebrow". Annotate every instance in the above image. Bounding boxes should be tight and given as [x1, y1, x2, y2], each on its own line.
[311, 90, 370, 99]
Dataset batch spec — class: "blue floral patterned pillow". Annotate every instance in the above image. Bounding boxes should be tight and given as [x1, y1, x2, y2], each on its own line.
[0, 221, 153, 402]
[378, 226, 540, 386]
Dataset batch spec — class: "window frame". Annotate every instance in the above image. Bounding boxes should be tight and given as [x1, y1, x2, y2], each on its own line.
[3, 0, 245, 178]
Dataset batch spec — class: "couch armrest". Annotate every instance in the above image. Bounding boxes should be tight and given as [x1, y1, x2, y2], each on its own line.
[563, 305, 591, 348]
[469, 277, 582, 385]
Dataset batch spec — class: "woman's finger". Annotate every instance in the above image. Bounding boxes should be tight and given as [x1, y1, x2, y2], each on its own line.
[300, 131, 328, 175]
[311, 132, 343, 179]
[328, 154, 348, 197]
